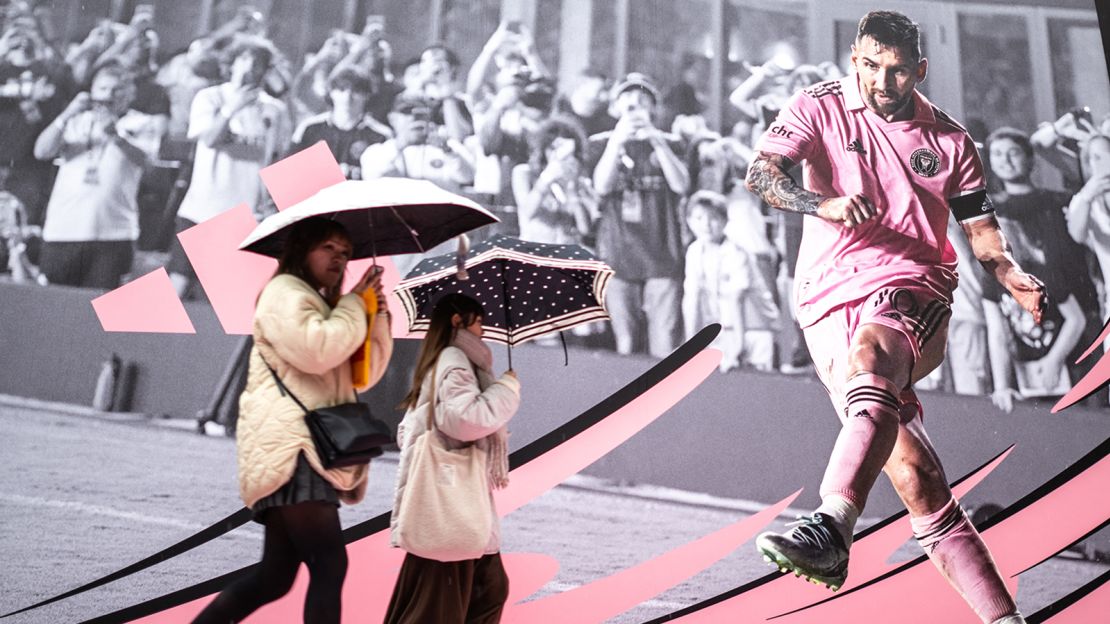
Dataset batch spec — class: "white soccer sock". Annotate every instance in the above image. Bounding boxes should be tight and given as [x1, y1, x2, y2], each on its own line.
[815, 494, 859, 548]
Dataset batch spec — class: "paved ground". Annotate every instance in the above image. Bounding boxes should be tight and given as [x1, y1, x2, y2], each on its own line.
[1, 405, 1104, 623]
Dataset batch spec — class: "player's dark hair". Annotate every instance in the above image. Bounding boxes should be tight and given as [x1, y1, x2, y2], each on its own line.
[856, 11, 921, 61]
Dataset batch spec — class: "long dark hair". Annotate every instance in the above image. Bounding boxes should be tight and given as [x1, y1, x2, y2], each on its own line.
[275, 217, 352, 303]
[399, 293, 484, 410]
[529, 116, 587, 173]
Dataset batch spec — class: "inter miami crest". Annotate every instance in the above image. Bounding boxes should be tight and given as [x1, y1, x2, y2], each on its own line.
[910, 147, 941, 177]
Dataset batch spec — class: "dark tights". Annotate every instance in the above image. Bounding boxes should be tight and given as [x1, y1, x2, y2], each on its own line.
[192, 502, 347, 624]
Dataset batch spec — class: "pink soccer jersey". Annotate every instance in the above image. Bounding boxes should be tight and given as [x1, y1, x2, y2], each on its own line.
[755, 75, 988, 328]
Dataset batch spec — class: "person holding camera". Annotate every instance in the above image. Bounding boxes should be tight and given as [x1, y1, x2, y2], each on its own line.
[168, 37, 291, 298]
[0, 13, 72, 227]
[359, 96, 473, 191]
[33, 62, 161, 289]
[325, 16, 402, 126]
[468, 21, 554, 203]
[291, 68, 391, 180]
[511, 116, 598, 247]
[590, 72, 688, 358]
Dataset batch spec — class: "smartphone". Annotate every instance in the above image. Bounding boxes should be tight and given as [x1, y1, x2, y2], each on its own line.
[364, 14, 385, 35]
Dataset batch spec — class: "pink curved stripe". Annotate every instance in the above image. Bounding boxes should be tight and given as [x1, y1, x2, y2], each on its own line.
[1054, 321, 1110, 412]
[91, 268, 195, 333]
[493, 349, 721, 515]
[1042, 577, 1110, 624]
[670, 450, 1109, 623]
[131, 348, 722, 622]
[504, 491, 800, 624]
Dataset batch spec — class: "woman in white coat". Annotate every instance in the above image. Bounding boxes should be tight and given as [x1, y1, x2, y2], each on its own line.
[194, 217, 393, 624]
[386, 293, 521, 624]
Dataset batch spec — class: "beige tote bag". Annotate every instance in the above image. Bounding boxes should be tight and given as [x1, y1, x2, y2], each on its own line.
[394, 371, 492, 562]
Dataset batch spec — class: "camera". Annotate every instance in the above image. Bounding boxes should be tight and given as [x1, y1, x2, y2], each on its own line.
[516, 73, 555, 111]
[1070, 106, 1093, 124]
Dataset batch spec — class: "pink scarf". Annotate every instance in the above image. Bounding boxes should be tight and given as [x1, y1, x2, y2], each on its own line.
[450, 329, 509, 489]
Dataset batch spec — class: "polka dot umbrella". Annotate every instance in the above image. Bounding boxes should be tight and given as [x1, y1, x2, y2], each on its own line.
[394, 234, 614, 367]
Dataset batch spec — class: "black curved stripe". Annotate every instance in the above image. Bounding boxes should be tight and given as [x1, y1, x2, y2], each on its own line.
[710, 437, 1109, 621]
[1026, 566, 1110, 624]
[76, 325, 723, 623]
[641, 444, 1016, 623]
[1014, 517, 1110, 577]
[0, 508, 252, 619]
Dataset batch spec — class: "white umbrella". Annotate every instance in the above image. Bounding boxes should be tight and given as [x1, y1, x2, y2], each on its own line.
[239, 177, 499, 259]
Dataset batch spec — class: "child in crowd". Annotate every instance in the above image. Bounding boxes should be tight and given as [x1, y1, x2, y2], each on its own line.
[0, 165, 44, 283]
[682, 190, 778, 372]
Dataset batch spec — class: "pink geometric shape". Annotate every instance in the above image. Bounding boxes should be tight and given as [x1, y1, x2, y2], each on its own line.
[504, 491, 800, 624]
[177, 204, 276, 334]
[259, 141, 346, 211]
[91, 267, 195, 333]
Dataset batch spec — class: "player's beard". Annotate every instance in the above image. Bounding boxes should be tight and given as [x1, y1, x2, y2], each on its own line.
[866, 88, 912, 119]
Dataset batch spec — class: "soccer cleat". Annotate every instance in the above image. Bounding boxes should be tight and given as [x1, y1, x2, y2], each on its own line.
[755, 513, 849, 591]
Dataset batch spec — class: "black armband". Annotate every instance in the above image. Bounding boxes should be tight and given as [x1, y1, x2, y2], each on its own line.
[949, 189, 994, 222]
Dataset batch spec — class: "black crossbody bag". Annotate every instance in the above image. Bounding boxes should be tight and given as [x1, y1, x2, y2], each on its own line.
[262, 358, 393, 468]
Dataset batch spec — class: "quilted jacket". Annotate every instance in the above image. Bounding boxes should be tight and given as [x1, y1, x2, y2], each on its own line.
[236, 273, 394, 508]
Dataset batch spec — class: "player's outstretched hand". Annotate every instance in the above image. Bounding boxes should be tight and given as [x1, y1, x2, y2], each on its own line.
[1003, 269, 1047, 325]
[817, 194, 882, 228]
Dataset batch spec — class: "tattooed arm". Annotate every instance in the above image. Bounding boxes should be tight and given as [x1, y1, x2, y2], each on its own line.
[961, 213, 1046, 324]
[744, 151, 881, 227]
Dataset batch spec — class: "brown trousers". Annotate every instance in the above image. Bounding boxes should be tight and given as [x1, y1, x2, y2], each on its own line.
[384, 552, 510, 624]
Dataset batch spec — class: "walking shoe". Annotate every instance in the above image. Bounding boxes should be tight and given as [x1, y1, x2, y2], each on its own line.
[755, 513, 849, 591]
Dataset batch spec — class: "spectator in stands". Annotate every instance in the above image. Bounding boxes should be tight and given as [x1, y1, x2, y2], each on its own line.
[686, 133, 780, 332]
[1029, 108, 1103, 193]
[291, 68, 391, 180]
[983, 127, 1093, 401]
[359, 95, 473, 192]
[511, 116, 598, 246]
[327, 17, 400, 125]
[683, 190, 778, 372]
[168, 37, 291, 298]
[156, 8, 266, 143]
[0, 12, 72, 226]
[0, 163, 44, 283]
[553, 68, 613, 138]
[33, 63, 162, 289]
[1067, 133, 1110, 320]
[590, 72, 688, 358]
[289, 30, 353, 125]
[399, 43, 470, 142]
[468, 22, 554, 203]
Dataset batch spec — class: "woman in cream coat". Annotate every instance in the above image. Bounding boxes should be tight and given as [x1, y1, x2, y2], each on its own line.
[386, 293, 521, 624]
[194, 217, 393, 624]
